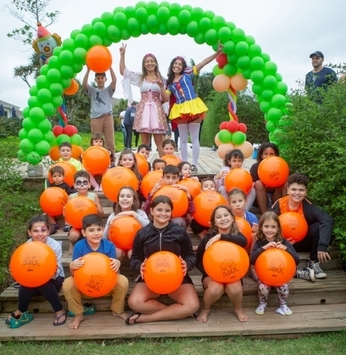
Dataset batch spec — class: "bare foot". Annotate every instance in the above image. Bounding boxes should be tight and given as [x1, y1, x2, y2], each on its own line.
[196, 308, 210, 323]
[68, 314, 84, 330]
[234, 308, 248, 322]
[112, 311, 128, 321]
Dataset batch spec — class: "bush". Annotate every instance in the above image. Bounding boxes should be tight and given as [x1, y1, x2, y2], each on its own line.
[0, 117, 22, 137]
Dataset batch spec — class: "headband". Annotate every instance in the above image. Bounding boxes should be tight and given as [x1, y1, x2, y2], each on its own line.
[144, 53, 157, 60]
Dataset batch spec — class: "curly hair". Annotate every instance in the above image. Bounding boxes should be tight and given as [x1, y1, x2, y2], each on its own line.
[166, 56, 187, 87]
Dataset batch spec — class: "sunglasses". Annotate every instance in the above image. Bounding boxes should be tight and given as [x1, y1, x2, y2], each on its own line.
[76, 180, 89, 187]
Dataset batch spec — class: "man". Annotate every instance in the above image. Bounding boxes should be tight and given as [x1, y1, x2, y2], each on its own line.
[124, 103, 136, 149]
[305, 51, 337, 102]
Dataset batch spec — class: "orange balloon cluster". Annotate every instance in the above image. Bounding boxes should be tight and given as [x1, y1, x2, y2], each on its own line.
[279, 212, 308, 243]
[161, 155, 181, 166]
[64, 196, 98, 229]
[178, 178, 201, 199]
[255, 249, 296, 286]
[39, 187, 68, 216]
[74, 252, 118, 297]
[153, 186, 188, 218]
[258, 156, 289, 188]
[235, 217, 252, 249]
[108, 216, 142, 251]
[135, 154, 149, 177]
[48, 161, 77, 187]
[203, 241, 249, 283]
[144, 251, 184, 294]
[10, 242, 57, 287]
[224, 168, 253, 195]
[140, 170, 162, 199]
[86, 45, 112, 73]
[82, 146, 110, 175]
[102, 167, 139, 202]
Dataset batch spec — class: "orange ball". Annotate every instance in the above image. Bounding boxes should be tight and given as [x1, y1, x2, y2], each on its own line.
[193, 192, 228, 226]
[178, 178, 202, 199]
[135, 153, 149, 177]
[82, 146, 110, 175]
[48, 161, 77, 187]
[86, 45, 112, 73]
[39, 187, 68, 216]
[71, 144, 84, 160]
[235, 216, 252, 248]
[108, 216, 142, 251]
[65, 196, 98, 229]
[258, 156, 289, 188]
[279, 212, 308, 243]
[224, 168, 253, 195]
[161, 155, 181, 166]
[140, 170, 162, 199]
[49, 146, 60, 161]
[203, 240, 249, 283]
[64, 79, 79, 95]
[10, 242, 57, 287]
[255, 249, 296, 286]
[144, 251, 184, 294]
[153, 186, 188, 218]
[102, 167, 139, 202]
[74, 252, 118, 297]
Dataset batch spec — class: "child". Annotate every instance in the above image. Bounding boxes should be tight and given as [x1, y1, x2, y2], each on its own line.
[83, 68, 116, 167]
[67, 170, 104, 254]
[6, 215, 66, 328]
[46, 165, 74, 234]
[177, 161, 199, 181]
[57, 142, 83, 172]
[117, 148, 142, 181]
[195, 205, 248, 323]
[215, 149, 256, 210]
[251, 211, 300, 316]
[103, 186, 150, 260]
[137, 144, 151, 171]
[272, 173, 333, 280]
[63, 214, 129, 330]
[162, 138, 177, 156]
[250, 142, 287, 214]
[143, 165, 195, 229]
[152, 158, 166, 171]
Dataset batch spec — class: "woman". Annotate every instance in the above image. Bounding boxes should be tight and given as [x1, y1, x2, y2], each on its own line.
[119, 43, 169, 157]
[125, 195, 199, 324]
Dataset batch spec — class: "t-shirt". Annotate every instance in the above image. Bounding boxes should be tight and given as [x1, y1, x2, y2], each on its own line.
[305, 67, 337, 102]
[87, 85, 114, 118]
[58, 157, 83, 171]
[46, 181, 74, 195]
[72, 238, 116, 260]
[124, 106, 136, 126]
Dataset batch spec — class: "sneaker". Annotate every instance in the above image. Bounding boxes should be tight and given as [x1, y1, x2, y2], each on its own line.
[276, 304, 293, 316]
[67, 303, 96, 317]
[255, 303, 266, 315]
[63, 224, 70, 232]
[50, 224, 59, 235]
[9, 311, 33, 328]
[307, 259, 327, 279]
[295, 267, 315, 282]
[191, 165, 198, 174]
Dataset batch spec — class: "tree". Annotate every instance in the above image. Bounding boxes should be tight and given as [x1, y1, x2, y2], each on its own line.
[13, 52, 41, 87]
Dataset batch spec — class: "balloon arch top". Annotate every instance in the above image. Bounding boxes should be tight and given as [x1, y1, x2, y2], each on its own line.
[18, 1, 288, 165]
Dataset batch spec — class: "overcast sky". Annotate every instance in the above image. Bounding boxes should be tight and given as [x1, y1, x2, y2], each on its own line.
[0, 0, 345, 110]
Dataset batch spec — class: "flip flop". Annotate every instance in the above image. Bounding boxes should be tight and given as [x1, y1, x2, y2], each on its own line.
[125, 312, 141, 325]
[53, 312, 67, 326]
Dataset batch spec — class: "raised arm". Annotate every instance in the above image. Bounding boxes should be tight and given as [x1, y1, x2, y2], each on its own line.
[83, 68, 91, 91]
[195, 43, 223, 73]
[119, 43, 127, 76]
[109, 66, 117, 91]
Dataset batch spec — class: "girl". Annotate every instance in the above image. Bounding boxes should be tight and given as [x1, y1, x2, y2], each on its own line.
[6, 215, 66, 328]
[103, 186, 150, 260]
[119, 43, 169, 157]
[250, 211, 300, 316]
[250, 142, 288, 214]
[195, 205, 248, 323]
[177, 161, 199, 181]
[162, 139, 177, 156]
[166, 45, 222, 172]
[117, 148, 142, 181]
[125, 196, 199, 325]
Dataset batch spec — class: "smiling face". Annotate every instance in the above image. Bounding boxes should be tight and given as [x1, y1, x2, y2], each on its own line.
[163, 143, 175, 156]
[118, 188, 134, 211]
[120, 154, 135, 169]
[229, 193, 246, 217]
[59, 146, 72, 161]
[261, 218, 279, 242]
[28, 222, 50, 243]
[287, 183, 307, 204]
[143, 55, 157, 74]
[82, 224, 104, 248]
[214, 207, 234, 233]
[172, 59, 184, 74]
[150, 202, 172, 228]
[74, 176, 91, 194]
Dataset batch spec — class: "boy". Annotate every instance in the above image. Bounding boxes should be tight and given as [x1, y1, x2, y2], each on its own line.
[83, 68, 116, 167]
[67, 170, 104, 253]
[63, 214, 129, 330]
[58, 142, 83, 172]
[152, 158, 166, 171]
[272, 173, 333, 281]
[143, 165, 194, 229]
[137, 144, 151, 171]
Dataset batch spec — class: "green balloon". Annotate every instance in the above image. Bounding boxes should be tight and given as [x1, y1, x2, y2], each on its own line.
[223, 40, 235, 55]
[36, 75, 50, 89]
[89, 35, 103, 46]
[232, 28, 245, 43]
[28, 128, 43, 143]
[113, 12, 128, 28]
[27, 151, 42, 165]
[57, 134, 71, 145]
[147, 14, 158, 29]
[191, 7, 204, 22]
[178, 9, 191, 25]
[186, 21, 199, 37]
[262, 53, 271, 62]
[101, 11, 114, 26]
[194, 33, 205, 45]
[266, 120, 277, 133]
[182, 4, 192, 11]
[232, 131, 246, 145]
[113, 6, 125, 14]
[70, 29, 81, 39]
[205, 28, 218, 45]
[41, 102, 55, 116]
[53, 47, 62, 57]
[223, 63, 237, 76]
[135, 7, 148, 22]
[29, 85, 39, 97]
[72, 62, 84, 74]
[226, 22, 236, 31]
[275, 82, 288, 95]
[27, 96, 41, 108]
[18, 128, 29, 140]
[121, 29, 131, 40]
[47, 69, 62, 83]
[61, 78, 72, 89]
[128, 18, 140, 32]
[70, 134, 83, 146]
[20, 138, 35, 153]
[179, 25, 187, 35]
[263, 75, 277, 90]
[275, 73, 283, 82]
[250, 56, 264, 70]
[146, 1, 159, 15]
[245, 35, 255, 46]
[17, 150, 27, 162]
[40, 65, 49, 76]
[251, 83, 263, 96]
[237, 56, 250, 70]
[30, 107, 45, 122]
[205, 10, 215, 20]
[167, 17, 180, 35]
[60, 65, 74, 79]
[218, 27, 232, 43]
[44, 131, 56, 143]
[212, 65, 224, 76]
[218, 129, 232, 144]
[260, 100, 271, 113]
[62, 38, 75, 52]
[47, 56, 61, 69]
[267, 108, 283, 122]
[108, 25, 121, 41]
[74, 34, 89, 49]
[49, 83, 63, 96]
[23, 106, 30, 118]
[235, 41, 249, 56]
[250, 70, 265, 84]
[37, 88, 52, 103]
[35, 140, 51, 156]
[158, 23, 168, 35]
[93, 21, 107, 36]
[264, 61, 278, 75]
[92, 17, 101, 26]
[169, 3, 181, 16]
[157, 6, 170, 22]
[140, 23, 150, 35]
[227, 54, 237, 64]
[198, 17, 211, 33]
[59, 50, 74, 65]
[211, 16, 226, 31]
[37, 119, 53, 132]
[248, 44, 262, 58]
[261, 89, 274, 101]
[81, 24, 93, 37]
[51, 95, 64, 108]
[271, 94, 286, 108]
[22, 117, 37, 131]
[159, 2, 170, 8]
[241, 68, 252, 80]
[135, 1, 147, 8]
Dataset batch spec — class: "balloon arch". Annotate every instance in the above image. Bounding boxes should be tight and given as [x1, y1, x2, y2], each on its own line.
[18, 1, 288, 164]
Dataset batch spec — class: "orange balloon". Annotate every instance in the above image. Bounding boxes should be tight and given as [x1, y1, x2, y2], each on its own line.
[255, 249, 296, 286]
[74, 252, 118, 297]
[230, 73, 248, 91]
[49, 146, 60, 161]
[102, 167, 139, 202]
[10, 242, 57, 287]
[178, 178, 201, 199]
[217, 143, 235, 159]
[135, 153, 149, 177]
[193, 192, 228, 226]
[234, 141, 254, 159]
[71, 144, 84, 160]
[235, 217, 252, 248]
[65, 196, 98, 229]
[279, 212, 308, 243]
[82, 146, 110, 175]
[213, 74, 232, 92]
[39, 187, 68, 216]
[224, 168, 253, 194]
[64, 79, 79, 95]
[108, 216, 142, 251]
[48, 161, 77, 187]
[140, 170, 163, 199]
[86, 45, 112, 73]
[153, 186, 188, 218]
[161, 155, 181, 166]
[203, 241, 249, 283]
[144, 251, 184, 294]
[258, 156, 289, 188]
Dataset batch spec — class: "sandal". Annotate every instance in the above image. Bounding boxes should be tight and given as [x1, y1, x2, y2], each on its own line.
[53, 312, 67, 326]
[125, 312, 141, 325]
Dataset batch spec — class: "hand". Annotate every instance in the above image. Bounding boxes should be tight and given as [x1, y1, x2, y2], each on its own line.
[287, 238, 296, 245]
[275, 242, 287, 251]
[179, 256, 187, 276]
[263, 242, 277, 250]
[216, 41, 224, 54]
[119, 43, 127, 55]
[71, 257, 84, 270]
[110, 258, 121, 272]
[153, 78, 164, 88]
[251, 223, 258, 234]
[151, 178, 164, 195]
[205, 234, 221, 250]
[140, 258, 147, 279]
[318, 251, 331, 263]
